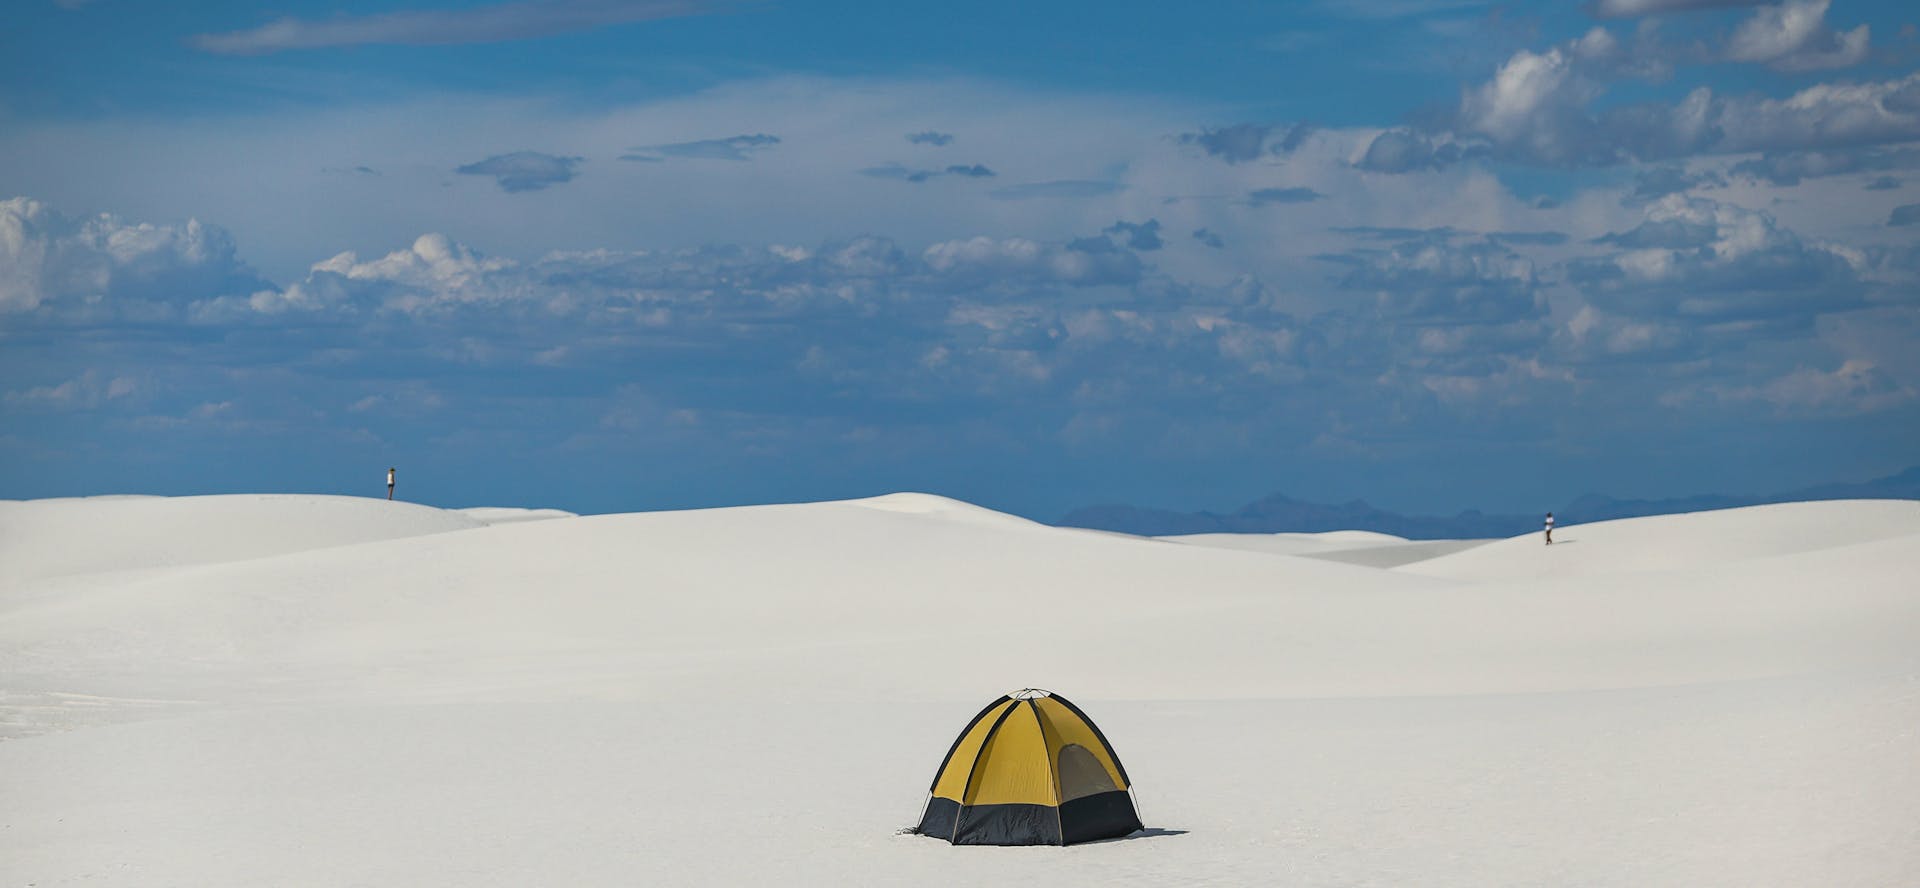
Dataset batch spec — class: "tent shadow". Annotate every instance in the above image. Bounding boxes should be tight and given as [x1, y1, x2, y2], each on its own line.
[1084, 827, 1189, 844]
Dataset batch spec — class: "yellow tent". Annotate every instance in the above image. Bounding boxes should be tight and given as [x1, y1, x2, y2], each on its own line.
[913, 689, 1143, 846]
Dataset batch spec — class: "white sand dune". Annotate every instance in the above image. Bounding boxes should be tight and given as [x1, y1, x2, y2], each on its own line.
[1398, 499, 1920, 581]
[1162, 529, 1491, 568]
[2, 493, 1916, 886]
[0, 494, 483, 587]
[453, 505, 579, 525]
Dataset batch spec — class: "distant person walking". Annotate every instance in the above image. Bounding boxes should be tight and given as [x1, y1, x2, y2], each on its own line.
[1544, 511, 1554, 545]
[387, 466, 396, 501]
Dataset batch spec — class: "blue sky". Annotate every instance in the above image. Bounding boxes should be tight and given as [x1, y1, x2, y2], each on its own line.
[3, 0, 1918, 518]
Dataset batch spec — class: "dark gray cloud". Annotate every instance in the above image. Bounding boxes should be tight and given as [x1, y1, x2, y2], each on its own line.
[1889, 82, 1920, 115]
[859, 163, 997, 183]
[1336, 238, 1545, 325]
[1177, 122, 1316, 164]
[1864, 176, 1902, 191]
[455, 151, 583, 192]
[1103, 219, 1163, 251]
[988, 180, 1126, 200]
[1731, 147, 1920, 187]
[1356, 130, 1488, 173]
[1573, 197, 1870, 333]
[1892, 204, 1920, 227]
[1631, 165, 1727, 200]
[192, 0, 711, 54]
[621, 134, 780, 162]
[1248, 187, 1325, 206]
[1192, 228, 1225, 249]
[905, 131, 954, 146]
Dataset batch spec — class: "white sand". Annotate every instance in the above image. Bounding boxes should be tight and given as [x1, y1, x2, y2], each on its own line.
[2, 493, 1916, 885]
[1161, 529, 1492, 568]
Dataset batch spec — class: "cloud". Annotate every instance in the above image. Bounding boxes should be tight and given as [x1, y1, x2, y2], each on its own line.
[1864, 176, 1902, 191]
[1442, 43, 1920, 167]
[4, 370, 140, 410]
[1725, 0, 1869, 71]
[1588, 0, 1764, 18]
[1891, 204, 1920, 227]
[922, 236, 1143, 289]
[1192, 228, 1225, 249]
[192, 0, 710, 54]
[1730, 147, 1920, 186]
[0, 196, 270, 315]
[1177, 122, 1316, 164]
[454, 151, 583, 192]
[621, 133, 780, 162]
[1630, 165, 1727, 199]
[1708, 360, 1915, 414]
[988, 180, 1125, 200]
[906, 131, 954, 146]
[8, 190, 1914, 509]
[1336, 237, 1545, 325]
[1355, 130, 1488, 173]
[1103, 220, 1163, 251]
[859, 163, 995, 183]
[1571, 195, 1870, 333]
[1248, 187, 1325, 206]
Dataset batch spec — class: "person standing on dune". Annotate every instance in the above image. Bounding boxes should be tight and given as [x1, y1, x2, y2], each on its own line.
[387, 467, 396, 501]
[1544, 512, 1554, 545]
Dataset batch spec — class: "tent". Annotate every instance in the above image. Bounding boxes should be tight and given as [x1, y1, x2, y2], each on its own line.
[912, 689, 1144, 846]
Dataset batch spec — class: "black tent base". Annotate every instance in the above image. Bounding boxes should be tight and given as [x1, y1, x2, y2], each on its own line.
[914, 791, 1143, 846]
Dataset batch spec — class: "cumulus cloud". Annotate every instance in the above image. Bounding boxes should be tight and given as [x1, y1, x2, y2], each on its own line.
[1725, 0, 1869, 72]
[1730, 147, 1920, 186]
[1864, 176, 1902, 191]
[922, 236, 1143, 289]
[192, 0, 710, 54]
[1891, 204, 1920, 227]
[905, 131, 954, 146]
[1572, 195, 1869, 334]
[1177, 122, 1315, 163]
[621, 134, 780, 162]
[1192, 228, 1225, 249]
[0, 197, 270, 316]
[1630, 165, 1728, 199]
[4, 370, 140, 410]
[1355, 130, 1488, 173]
[1336, 236, 1545, 325]
[1441, 45, 1920, 167]
[454, 152, 583, 192]
[1708, 360, 1915, 414]
[1103, 220, 1163, 251]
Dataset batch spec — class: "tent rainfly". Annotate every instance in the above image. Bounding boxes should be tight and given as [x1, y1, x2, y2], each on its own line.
[912, 689, 1143, 846]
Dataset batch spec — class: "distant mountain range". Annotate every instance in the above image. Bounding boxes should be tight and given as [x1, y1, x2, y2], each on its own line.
[1056, 465, 1920, 540]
